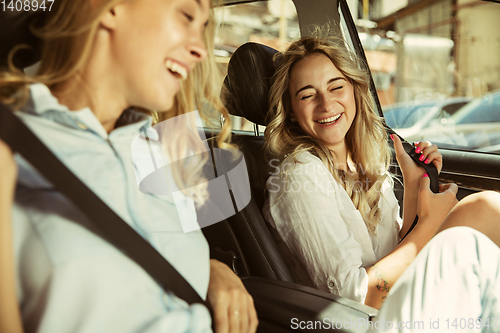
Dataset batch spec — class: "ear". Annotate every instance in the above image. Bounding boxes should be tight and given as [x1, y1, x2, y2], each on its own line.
[99, 4, 121, 30]
[290, 113, 297, 122]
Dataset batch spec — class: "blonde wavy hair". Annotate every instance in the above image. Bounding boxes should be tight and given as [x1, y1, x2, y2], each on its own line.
[0, 0, 232, 207]
[265, 36, 391, 232]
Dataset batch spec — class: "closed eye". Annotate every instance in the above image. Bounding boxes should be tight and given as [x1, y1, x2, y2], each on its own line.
[183, 12, 194, 22]
[330, 86, 343, 92]
[301, 95, 313, 100]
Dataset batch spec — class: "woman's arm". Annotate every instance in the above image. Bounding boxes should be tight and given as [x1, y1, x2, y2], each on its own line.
[366, 133, 456, 309]
[364, 175, 458, 309]
[399, 177, 419, 238]
[0, 139, 23, 333]
[391, 135, 443, 238]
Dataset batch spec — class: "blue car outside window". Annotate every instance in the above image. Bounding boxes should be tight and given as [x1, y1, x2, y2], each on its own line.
[454, 93, 500, 124]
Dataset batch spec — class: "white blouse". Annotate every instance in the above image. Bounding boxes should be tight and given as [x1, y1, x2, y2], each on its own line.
[263, 151, 402, 304]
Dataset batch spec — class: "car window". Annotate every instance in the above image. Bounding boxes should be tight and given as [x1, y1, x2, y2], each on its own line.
[211, 0, 299, 134]
[358, 0, 500, 154]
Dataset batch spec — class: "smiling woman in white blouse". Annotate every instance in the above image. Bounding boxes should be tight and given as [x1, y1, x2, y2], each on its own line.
[263, 36, 500, 311]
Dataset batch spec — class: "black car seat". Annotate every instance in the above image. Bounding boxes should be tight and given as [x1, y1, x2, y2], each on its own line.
[205, 42, 297, 282]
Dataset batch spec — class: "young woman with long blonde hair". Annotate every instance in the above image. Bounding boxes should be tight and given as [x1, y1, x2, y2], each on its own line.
[0, 0, 257, 332]
[263, 36, 500, 314]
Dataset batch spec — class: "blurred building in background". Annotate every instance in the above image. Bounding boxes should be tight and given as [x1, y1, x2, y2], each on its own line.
[367, 0, 500, 103]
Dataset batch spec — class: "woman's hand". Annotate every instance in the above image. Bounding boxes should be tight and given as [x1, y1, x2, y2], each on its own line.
[391, 134, 442, 183]
[207, 259, 258, 333]
[417, 175, 458, 228]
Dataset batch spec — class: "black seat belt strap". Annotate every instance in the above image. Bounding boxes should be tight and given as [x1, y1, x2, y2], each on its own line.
[0, 104, 206, 306]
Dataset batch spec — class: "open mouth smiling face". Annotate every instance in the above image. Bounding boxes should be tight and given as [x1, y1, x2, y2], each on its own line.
[165, 59, 189, 81]
[289, 52, 357, 153]
[315, 112, 344, 125]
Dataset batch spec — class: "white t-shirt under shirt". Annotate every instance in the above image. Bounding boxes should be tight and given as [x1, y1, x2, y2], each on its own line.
[263, 151, 402, 304]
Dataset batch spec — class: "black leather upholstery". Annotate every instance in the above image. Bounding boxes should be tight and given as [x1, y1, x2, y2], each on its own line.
[210, 42, 296, 282]
[242, 276, 378, 332]
[222, 42, 280, 126]
[229, 135, 295, 281]
[204, 134, 295, 282]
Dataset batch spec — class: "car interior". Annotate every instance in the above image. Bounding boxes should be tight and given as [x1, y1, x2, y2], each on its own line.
[201, 0, 500, 329]
[2, 0, 500, 332]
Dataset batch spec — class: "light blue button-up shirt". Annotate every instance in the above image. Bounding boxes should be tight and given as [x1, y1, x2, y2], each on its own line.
[12, 84, 212, 332]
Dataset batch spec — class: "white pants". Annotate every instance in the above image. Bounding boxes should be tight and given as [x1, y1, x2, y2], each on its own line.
[368, 227, 500, 333]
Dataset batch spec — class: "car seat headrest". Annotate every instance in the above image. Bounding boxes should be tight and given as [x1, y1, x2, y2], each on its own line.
[222, 42, 280, 127]
[0, 11, 44, 69]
